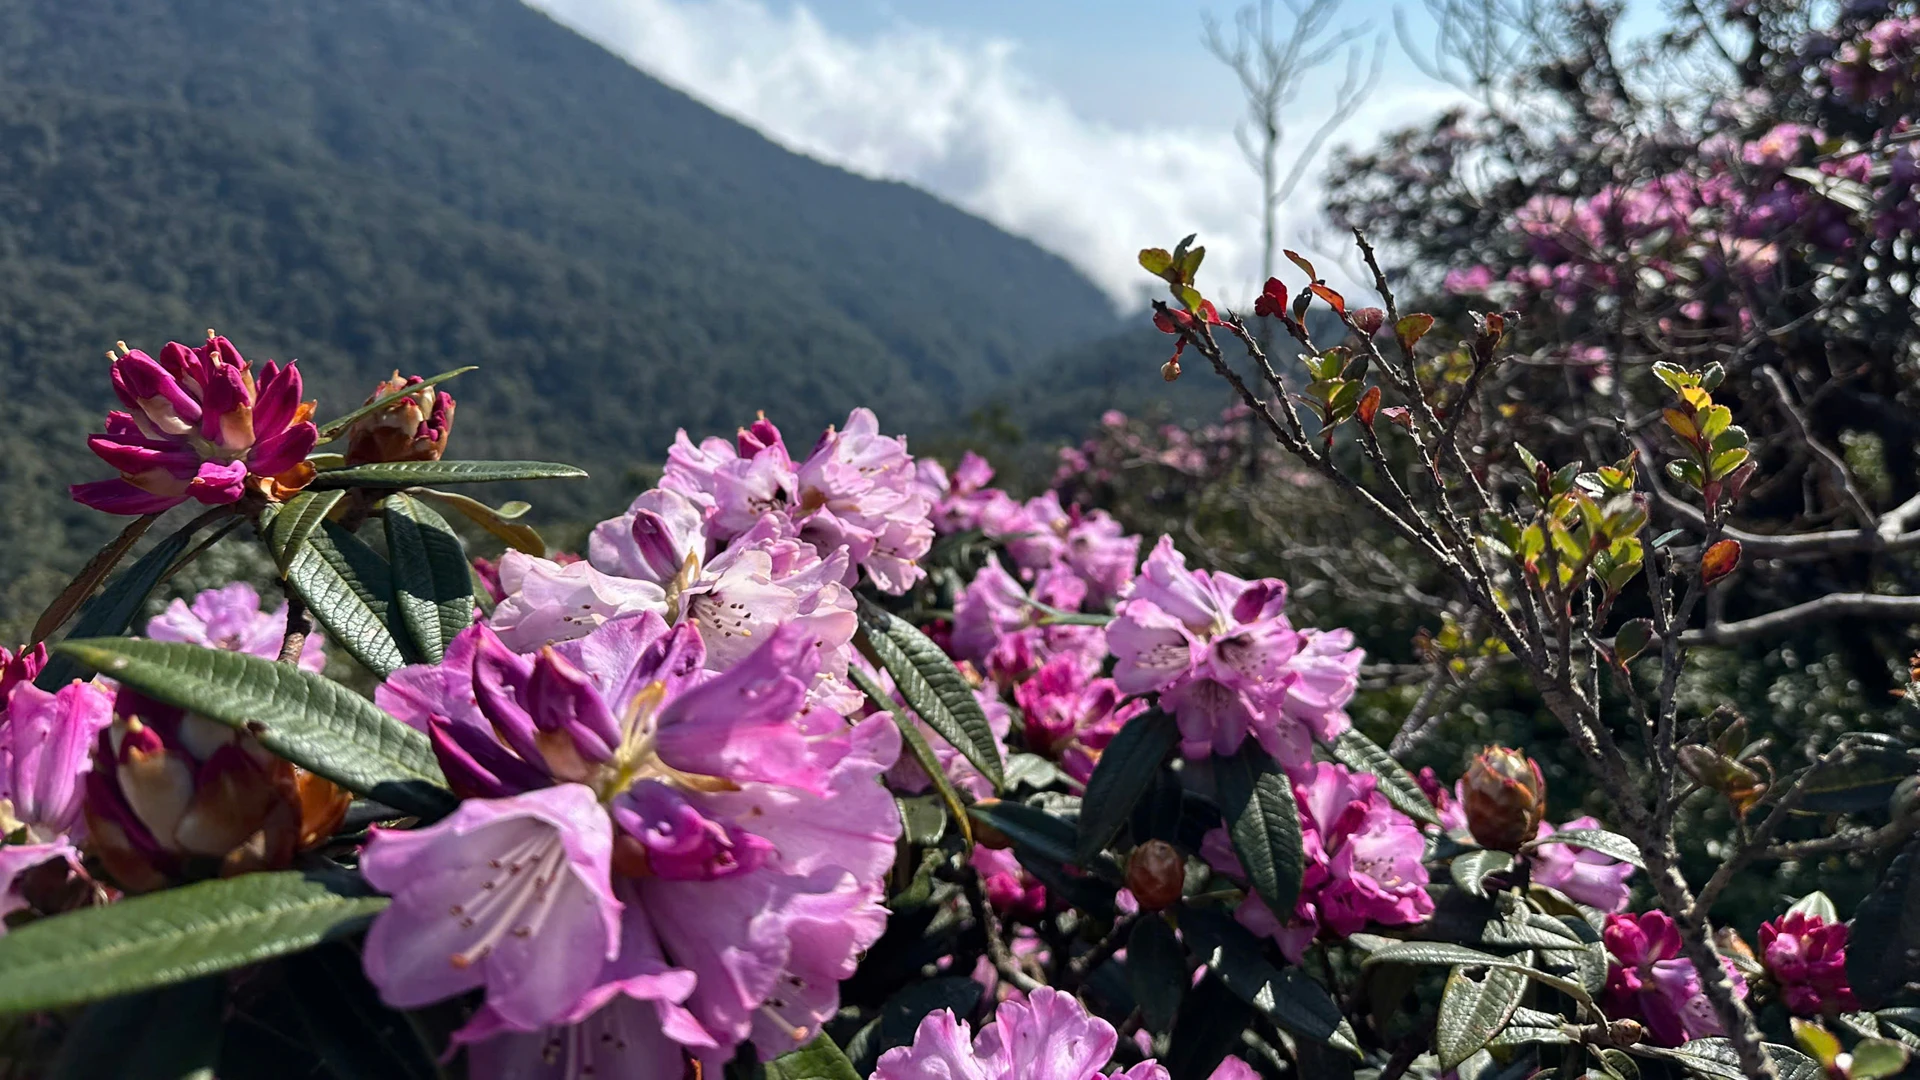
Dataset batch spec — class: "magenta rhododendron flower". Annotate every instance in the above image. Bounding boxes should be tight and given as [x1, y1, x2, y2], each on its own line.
[146, 583, 327, 671]
[0, 644, 46, 704]
[1531, 817, 1635, 912]
[1603, 910, 1748, 1046]
[661, 409, 934, 594]
[0, 679, 113, 928]
[873, 986, 1254, 1080]
[1759, 908, 1856, 1016]
[1014, 656, 1147, 784]
[73, 334, 318, 515]
[1206, 763, 1432, 961]
[1110, 537, 1358, 765]
[972, 844, 1046, 918]
[366, 612, 901, 1074]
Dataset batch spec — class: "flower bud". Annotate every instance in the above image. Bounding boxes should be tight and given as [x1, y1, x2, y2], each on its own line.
[85, 691, 345, 892]
[1462, 746, 1547, 852]
[1125, 839, 1185, 911]
[1161, 359, 1181, 382]
[345, 371, 456, 465]
[1353, 307, 1386, 335]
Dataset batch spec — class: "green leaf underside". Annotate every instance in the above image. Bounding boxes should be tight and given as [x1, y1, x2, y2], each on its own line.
[284, 521, 412, 678]
[1077, 709, 1178, 861]
[309, 460, 586, 488]
[1362, 941, 1594, 1005]
[849, 665, 972, 849]
[1214, 745, 1306, 919]
[314, 366, 477, 440]
[0, 871, 388, 1014]
[266, 489, 346, 577]
[33, 519, 206, 692]
[1436, 961, 1532, 1070]
[1329, 729, 1443, 825]
[857, 598, 1004, 790]
[1527, 827, 1645, 868]
[1641, 1039, 1825, 1080]
[384, 493, 475, 665]
[55, 638, 455, 818]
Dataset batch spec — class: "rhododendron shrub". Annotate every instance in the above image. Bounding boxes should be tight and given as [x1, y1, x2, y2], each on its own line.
[5, 7, 1920, 1076]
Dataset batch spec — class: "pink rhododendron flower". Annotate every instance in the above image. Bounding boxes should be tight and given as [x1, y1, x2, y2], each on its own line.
[1060, 510, 1140, 606]
[73, 334, 318, 515]
[0, 679, 113, 928]
[366, 612, 901, 1073]
[931, 451, 999, 533]
[1759, 908, 1856, 1016]
[146, 582, 327, 671]
[1109, 537, 1358, 765]
[487, 551, 669, 651]
[1014, 656, 1147, 784]
[1413, 768, 1469, 833]
[661, 409, 934, 594]
[1603, 910, 1748, 1046]
[580, 488, 857, 672]
[873, 986, 1253, 1080]
[1531, 817, 1636, 912]
[951, 555, 1105, 686]
[1205, 763, 1432, 962]
[972, 844, 1046, 918]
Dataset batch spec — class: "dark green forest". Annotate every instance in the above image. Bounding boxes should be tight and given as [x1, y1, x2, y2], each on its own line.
[0, 0, 1234, 632]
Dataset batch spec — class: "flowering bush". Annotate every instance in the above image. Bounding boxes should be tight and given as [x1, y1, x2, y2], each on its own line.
[0, 7, 1917, 1076]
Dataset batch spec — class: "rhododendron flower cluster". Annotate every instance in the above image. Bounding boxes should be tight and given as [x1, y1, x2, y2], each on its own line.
[874, 987, 1257, 1080]
[1204, 762, 1433, 961]
[73, 334, 318, 515]
[146, 582, 327, 671]
[1111, 537, 1360, 765]
[365, 606, 900, 1072]
[1760, 909, 1856, 1016]
[1604, 910, 1749, 1046]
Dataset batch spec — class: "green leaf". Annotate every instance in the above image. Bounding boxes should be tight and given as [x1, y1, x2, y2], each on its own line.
[1213, 744, 1306, 919]
[1329, 729, 1442, 825]
[1362, 941, 1593, 1005]
[763, 1033, 862, 1080]
[967, 800, 1078, 868]
[384, 493, 475, 664]
[55, 638, 455, 818]
[413, 488, 546, 556]
[311, 459, 587, 489]
[849, 665, 969, 849]
[31, 512, 158, 645]
[1799, 745, 1917, 813]
[285, 521, 412, 678]
[1652, 1039, 1824, 1080]
[1180, 907, 1359, 1053]
[1849, 1039, 1913, 1080]
[1129, 914, 1187, 1034]
[1165, 975, 1255, 1080]
[1077, 710, 1178, 861]
[1139, 248, 1175, 277]
[1436, 961, 1531, 1070]
[1450, 849, 1514, 899]
[49, 978, 225, 1080]
[857, 598, 1003, 790]
[265, 489, 347, 577]
[1526, 827, 1645, 869]
[33, 515, 210, 692]
[0, 870, 387, 1014]
[314, 366, 477, 441]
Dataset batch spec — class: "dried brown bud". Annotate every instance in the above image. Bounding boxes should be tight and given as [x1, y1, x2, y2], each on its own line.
[1125, 840, 1186, 911]
[1462, 746, 1547, 852]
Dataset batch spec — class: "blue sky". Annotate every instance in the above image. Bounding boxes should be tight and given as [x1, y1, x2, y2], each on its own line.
[525, 0, 1659, 306]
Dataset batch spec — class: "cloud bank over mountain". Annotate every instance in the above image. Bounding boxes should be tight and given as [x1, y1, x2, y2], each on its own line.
[529, 0, 1454, 305]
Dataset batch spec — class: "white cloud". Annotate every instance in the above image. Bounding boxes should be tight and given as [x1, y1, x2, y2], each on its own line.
[526, 0, 1460, 308]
